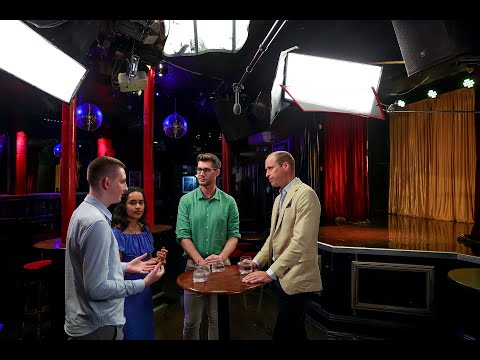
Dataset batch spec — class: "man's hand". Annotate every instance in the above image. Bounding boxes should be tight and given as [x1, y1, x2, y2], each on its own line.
[205, 254, 223, 265]
[242, 270, 272, 284]
[126, 253, 156, 274]
[144, 261, 165, 286]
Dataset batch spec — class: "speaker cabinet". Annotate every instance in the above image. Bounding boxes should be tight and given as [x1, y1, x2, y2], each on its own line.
[392, 20, 474, 77]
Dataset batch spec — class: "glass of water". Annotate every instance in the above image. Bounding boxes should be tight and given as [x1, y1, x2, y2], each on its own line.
[211, 260, 225, 273]
[238, 256, 253, 274]
[193, 264, 209, 283]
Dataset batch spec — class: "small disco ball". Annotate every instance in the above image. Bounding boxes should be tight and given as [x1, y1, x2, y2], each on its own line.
[76, 103, 103, 131]
[163, 113, 187, 139]
[53, 143, 62, 158]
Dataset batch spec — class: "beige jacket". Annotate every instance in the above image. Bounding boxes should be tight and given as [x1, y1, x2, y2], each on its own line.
[255, 178, 322, 295]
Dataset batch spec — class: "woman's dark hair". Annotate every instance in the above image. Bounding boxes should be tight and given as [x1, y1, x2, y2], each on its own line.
[112, 187, 150, 231]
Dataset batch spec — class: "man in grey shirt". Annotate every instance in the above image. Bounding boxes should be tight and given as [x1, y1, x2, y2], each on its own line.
[65, 156, 165, 340]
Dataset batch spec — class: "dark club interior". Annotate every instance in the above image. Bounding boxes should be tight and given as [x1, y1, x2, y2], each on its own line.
[1, 19, 480, 343]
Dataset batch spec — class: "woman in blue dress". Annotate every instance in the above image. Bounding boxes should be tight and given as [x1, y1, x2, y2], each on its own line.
[112, 187, 167, 340]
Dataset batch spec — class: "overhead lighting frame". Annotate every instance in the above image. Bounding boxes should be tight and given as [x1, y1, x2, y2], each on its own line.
[270, 49, 385, 123]
[0, 20, 88, 104]
[282, 52, 384, 119]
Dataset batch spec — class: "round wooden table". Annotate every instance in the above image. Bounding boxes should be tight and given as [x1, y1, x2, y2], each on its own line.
[33, 238, 66, 250]
[235, 232, 266, 255]
[447, 267, 480, 339]
[151, 224, 173, 234]
[448, 268, 480, 291]
[177, 264, 263, 340]
[239, 232, 266, 242]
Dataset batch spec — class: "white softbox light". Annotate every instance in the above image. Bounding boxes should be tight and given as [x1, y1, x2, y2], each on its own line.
[0, 20, 88, 104]
[270, 50, 384, 123]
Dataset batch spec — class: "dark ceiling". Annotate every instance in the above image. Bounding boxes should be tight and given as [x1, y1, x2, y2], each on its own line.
[0, 19, 479, 145]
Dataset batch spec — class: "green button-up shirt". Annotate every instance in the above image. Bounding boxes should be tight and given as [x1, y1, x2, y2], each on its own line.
[176, 187, 241, 258]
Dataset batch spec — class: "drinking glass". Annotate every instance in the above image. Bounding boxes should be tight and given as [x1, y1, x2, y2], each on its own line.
[211, 260, 225, 273]
[238, 256, 253, 275]
[193, 264, 209, 282]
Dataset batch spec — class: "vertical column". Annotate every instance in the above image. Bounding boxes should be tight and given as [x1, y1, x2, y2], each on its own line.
[61, 97, 77, 241]
[97, 137, 114, 157]
[143, 67, 155, 226]
[222, 136, 232, 194]
[15, 131, 27, 195]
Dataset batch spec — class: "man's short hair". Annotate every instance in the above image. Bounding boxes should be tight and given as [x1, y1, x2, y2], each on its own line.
[87, 156, 126, 188]
[271, 151, 295, 169]
[196, 153, 221, 169]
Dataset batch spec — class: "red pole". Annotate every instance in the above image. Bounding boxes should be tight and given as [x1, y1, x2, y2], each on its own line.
[15, 131, 27, 195]
[97, 137, 113, 157]
[61, 97, 77, 241]
[143, 67, 155, 226]
[222, 136, 232, 194]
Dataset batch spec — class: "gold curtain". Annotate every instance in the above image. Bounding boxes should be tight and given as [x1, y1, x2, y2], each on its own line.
[389, 88, 476, 222]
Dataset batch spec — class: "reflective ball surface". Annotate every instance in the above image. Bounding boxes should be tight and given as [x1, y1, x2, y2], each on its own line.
[163, 113, 187, 139]
[53, 143, 62, 158]
[76, 103, 103, 131]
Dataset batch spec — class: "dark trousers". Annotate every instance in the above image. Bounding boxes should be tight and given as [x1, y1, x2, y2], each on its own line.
[272, 280, 309, 341]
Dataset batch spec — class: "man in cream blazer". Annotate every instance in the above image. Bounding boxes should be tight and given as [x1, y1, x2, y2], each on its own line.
[242, 150, 321, 341]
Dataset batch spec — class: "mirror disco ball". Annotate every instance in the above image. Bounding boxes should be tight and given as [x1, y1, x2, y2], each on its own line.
[163, 113, 187, 139]
[76, 103, 103, 131]
[53, 143, 62, 158]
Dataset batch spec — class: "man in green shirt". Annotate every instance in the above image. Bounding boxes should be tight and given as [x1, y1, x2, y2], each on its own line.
[176, 153, 241, 340]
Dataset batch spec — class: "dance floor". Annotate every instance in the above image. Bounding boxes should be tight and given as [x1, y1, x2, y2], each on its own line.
[318, 214, 475, 256]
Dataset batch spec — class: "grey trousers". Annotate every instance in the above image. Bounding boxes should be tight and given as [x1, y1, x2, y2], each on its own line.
[182, 257, 230, 340]
[68, 325, 124, 340]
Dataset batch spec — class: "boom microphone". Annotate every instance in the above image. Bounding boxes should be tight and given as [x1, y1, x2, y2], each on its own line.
[233, 87, 241, 115]
[233, 103, 241, 115]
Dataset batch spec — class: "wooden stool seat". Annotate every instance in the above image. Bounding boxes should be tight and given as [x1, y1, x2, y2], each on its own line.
[21, 259, 52, 339]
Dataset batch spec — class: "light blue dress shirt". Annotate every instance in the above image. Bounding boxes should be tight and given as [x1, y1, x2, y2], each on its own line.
[64, 194, 145, 337]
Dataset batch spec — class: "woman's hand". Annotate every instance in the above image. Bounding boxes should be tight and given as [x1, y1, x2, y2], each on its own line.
[155, 247, 168, 265]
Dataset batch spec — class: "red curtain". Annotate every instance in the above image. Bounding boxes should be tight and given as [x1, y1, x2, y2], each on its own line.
[26, 151, 39, 193]
[323, 113, 369, 221]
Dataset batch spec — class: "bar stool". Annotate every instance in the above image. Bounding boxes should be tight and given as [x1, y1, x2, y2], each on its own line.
[21, 259, 52, 340]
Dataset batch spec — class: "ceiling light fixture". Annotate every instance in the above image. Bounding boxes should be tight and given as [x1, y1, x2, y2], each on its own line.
[127, 54, 140, 78]
[118, 48, 147, 92]
[156, 62, 168, 77]
[463, 78, 475, 88]
[427, 90, 438, 99]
